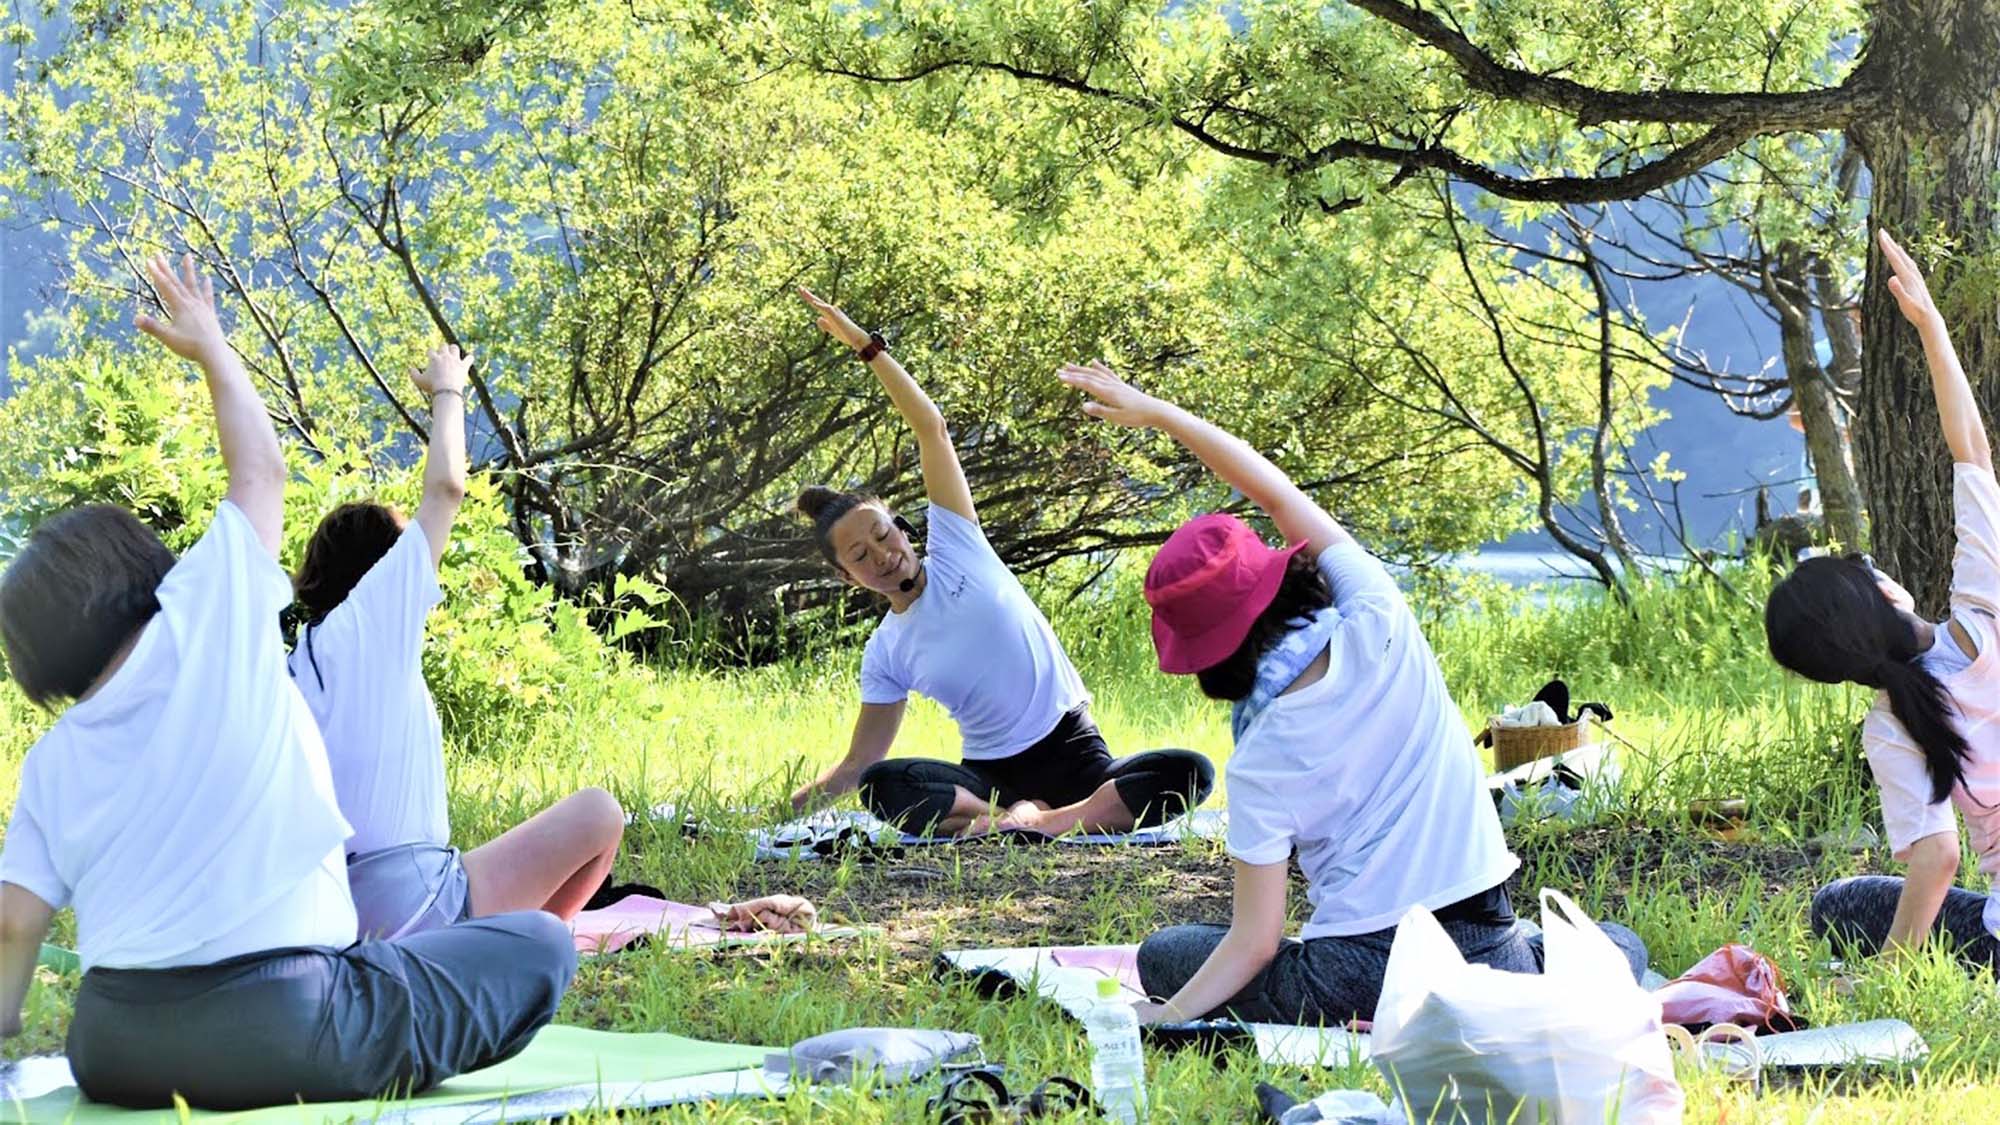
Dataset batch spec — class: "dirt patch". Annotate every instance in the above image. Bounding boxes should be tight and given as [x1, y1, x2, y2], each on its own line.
[702, 823, 1902, 957]
[610, 816, 1906, 974]
[771, 839, 1238, 950]
[1509, 823, 1896, 916]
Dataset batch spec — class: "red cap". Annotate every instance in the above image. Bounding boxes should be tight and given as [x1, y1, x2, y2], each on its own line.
[1143, 513, 1306, 674]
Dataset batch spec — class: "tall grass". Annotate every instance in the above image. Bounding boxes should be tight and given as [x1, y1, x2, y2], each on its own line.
[3, 558, 1993, 1121]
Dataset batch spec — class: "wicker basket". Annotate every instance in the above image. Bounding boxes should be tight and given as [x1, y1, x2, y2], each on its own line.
[1485, 717, 1593, 771]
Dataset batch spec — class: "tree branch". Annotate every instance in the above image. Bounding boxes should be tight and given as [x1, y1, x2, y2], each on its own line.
[1348, 0, 1878, 130]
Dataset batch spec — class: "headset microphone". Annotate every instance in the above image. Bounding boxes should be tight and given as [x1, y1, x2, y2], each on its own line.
[893, 515, 922, 592]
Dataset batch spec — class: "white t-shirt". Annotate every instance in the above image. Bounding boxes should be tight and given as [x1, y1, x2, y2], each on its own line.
[0, 502, 357, 971]
[1863, 464, 2000, 932]
[1224, 543, 1519, 939]
[289, 522, 449, 853]
[858, 506, 1089, 761]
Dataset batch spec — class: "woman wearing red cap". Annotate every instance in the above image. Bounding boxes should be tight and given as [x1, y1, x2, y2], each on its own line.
[784, 291, 1214, 837]
[1058, 360, 1649, 1025]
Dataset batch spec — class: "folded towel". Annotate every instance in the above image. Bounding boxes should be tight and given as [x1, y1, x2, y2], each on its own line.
[1494, 701, 1561, 728]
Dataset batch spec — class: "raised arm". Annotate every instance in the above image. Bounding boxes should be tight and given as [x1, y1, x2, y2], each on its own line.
[410, 343, 473, 568]
[1880, 230, 1994, 473]
[136, 254, 287, 556]
[799, 288, 976, 523]
[1059, 362, 1350, 556]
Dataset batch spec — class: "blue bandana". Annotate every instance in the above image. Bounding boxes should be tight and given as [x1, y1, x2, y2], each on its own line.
[1230, 606, 1338, 741]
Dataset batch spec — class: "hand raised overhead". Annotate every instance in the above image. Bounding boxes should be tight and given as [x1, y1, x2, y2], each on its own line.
[1879, 229, 1942, 329]
[1057, 360, 1168, 429]
[411, 342, 473, 397]
[135, 253, 228, 363]
[798, 287, 872, 352]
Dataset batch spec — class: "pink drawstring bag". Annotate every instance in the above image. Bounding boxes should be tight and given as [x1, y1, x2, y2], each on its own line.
[1656, 944, 1801, 1032]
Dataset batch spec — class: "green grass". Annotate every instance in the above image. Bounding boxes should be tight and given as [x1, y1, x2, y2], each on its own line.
[4, 561, 1997, 1121]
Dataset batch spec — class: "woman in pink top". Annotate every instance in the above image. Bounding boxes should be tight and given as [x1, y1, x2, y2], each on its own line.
[1767, 230, 2000, 971]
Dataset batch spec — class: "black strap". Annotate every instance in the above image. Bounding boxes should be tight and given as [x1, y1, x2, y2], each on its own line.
[1254, 1081, 1302, 1124]
[580, 879, 668, 913]
[929, 1067, 1010, 1125]
[1018, 1075, 1092, 1117]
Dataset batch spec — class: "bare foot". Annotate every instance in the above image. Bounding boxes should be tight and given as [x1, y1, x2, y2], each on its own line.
[958, 801, 1041, 837]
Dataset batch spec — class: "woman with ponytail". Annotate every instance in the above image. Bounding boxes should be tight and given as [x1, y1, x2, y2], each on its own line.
[787, 289, 1213, 837]
[1769, 230, 2000, 972]
[288, 344, 629, 938]
[291, 346, 810, 941]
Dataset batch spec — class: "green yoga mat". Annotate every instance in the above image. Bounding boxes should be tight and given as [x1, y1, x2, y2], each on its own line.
[6, 1026, 771, 1125]
[34, 945, 77, 974]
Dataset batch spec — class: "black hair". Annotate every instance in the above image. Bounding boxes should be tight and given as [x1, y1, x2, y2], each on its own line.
[0, 505, 177, 709]
[1194, 551, 1335, 702]
[1766, 555, 1968, 802]
[291, 501, 404, 691]
[796, 485, 886, 570]
[294, 501, 403, 626]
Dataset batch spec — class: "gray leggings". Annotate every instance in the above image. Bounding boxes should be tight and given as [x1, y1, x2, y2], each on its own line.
[68, 911, 576, 1110]
[1136, 918, 1650, 1025]
[1811, 875, 2000, 971]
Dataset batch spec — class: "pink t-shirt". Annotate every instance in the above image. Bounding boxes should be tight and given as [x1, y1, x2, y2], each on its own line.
[1864, 465, 2000, 896]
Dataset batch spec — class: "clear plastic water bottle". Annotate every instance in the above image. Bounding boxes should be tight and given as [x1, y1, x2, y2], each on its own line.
[1083, 976, 1148, 1123]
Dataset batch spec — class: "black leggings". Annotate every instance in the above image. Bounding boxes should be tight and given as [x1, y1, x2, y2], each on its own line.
[858, 705, 1214, 833]
[1811, 875, 2000, 972]
[1136, 916, 1651, 1024]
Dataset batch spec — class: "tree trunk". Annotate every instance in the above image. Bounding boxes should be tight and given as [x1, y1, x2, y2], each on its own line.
[1849, 0, 2000, 614]
[1574, 228, 1645, 579]
[1771, 253, 1870, 550]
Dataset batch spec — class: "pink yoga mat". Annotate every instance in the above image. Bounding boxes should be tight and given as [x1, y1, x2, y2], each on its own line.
[570, 895, 721, 955]
[1050, 945, 1145, 995]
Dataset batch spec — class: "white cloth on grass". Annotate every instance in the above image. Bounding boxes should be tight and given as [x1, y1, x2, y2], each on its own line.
[1861, 463, 2000, 936]
[857, 505, 1088, 761]
[1224, 543, 1517, 938]
[0, 502, 356, 970]
[289, 521, 450, 853]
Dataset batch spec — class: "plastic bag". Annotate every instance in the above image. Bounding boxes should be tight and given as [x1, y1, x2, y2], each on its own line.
[1656, 944, 1799, 1033]
[766, 1027, 981, 1085]
[1372, 889, 1683, 1125]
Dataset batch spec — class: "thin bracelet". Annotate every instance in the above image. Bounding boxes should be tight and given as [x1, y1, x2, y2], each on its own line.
[430, 388, 465, 404]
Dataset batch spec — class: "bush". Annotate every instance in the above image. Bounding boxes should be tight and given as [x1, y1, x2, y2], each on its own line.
[0, 346, 647, 754]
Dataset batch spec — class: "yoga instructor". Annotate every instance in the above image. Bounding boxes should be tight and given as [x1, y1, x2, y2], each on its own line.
[786, 288, 1213, 838]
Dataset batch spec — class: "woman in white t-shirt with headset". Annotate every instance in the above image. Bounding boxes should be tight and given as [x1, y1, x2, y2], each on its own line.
[786, 289, 1214, 838]
[1056, 360, 1650, 1025]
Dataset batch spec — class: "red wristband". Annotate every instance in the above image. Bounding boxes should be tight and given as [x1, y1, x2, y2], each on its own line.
[857, 331, 887, 363]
